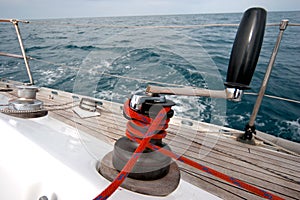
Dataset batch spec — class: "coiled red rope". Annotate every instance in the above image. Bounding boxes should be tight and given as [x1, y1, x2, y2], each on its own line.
[94, 99, 284, 200]
[123, 99, 170, 140]
[94, 100, 171, 200]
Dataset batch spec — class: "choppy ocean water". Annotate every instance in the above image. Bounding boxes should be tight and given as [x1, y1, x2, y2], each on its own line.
[0, 11, 299, 142]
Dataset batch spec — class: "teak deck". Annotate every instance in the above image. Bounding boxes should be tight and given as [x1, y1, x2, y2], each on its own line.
[1, 81, 300, 200]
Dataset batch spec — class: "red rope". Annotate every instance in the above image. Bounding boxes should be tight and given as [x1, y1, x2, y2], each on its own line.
[94, 99, 284, 200]
[94, 101, 170, 200]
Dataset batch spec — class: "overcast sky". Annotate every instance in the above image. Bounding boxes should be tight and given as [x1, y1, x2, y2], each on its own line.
[1, 0, 300, 19]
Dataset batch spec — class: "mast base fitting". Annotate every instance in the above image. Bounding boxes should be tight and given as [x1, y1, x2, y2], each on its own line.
[237, 124, 256, 145]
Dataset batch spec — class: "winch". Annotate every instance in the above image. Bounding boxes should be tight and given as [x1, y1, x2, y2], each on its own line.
[99, 93, 180, 196]
[113, 93, 175, 180]
[5, 85, 47, 118]
[9, 85, 43, 111]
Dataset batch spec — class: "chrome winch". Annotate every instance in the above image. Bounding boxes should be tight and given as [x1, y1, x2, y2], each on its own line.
[9, 85, 43, 111]
[5, 85, 47, 118]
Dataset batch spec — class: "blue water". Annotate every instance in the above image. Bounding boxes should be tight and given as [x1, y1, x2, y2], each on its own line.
[0, 11, 299, 142]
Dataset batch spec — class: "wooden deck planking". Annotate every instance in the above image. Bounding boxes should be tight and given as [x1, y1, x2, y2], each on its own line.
[1, 83, 300, 200]
[166, 136, 300, 192]
[167, 127, 300, 171]
[179, 165, 279, 200]
[179, 166, 260, 200]
[180, 135, 300, 179]
[165, 131, 300, 196]
[169, 125, 300, 166]
[178, 148, 299, 199]
[172, 128, 300, 175]
[165, 130, 300, 182]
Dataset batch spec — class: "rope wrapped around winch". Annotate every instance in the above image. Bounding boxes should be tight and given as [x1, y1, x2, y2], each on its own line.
[94, 98, 284, 200]
[94, 99, 171, 200]
[123, 99, 171, 141]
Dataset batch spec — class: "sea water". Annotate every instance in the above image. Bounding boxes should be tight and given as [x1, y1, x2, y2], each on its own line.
[0, 11, 299, 142]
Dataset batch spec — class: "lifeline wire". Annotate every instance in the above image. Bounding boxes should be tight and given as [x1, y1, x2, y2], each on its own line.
[29, 21, 300, 29]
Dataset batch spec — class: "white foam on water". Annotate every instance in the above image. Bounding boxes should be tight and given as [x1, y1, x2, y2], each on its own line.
[285, 118, 300, 141]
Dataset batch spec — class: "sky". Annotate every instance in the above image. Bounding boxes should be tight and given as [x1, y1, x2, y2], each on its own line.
[0, 0, 300, 19]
